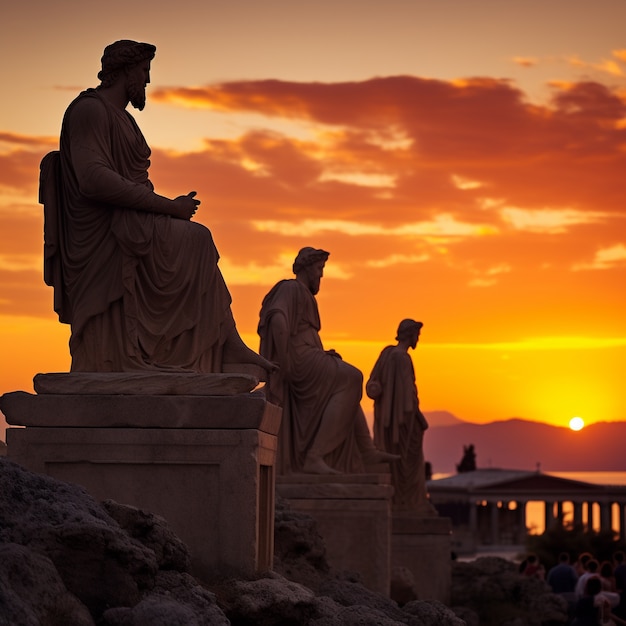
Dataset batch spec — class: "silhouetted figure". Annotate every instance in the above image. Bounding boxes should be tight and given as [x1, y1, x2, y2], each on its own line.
[366, 319, 437, 515]
[456, 444, 477, 473]
[40, 40, 270, 375]
[613, 551, 626, 619]
[258, 247, 397, 475]
[548, 552, 578, 593]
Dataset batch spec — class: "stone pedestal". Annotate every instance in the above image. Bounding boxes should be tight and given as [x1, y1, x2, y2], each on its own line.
[0, 372, 281, 581]
[276, 474, 393, 594]
[391, 512, 452, 603]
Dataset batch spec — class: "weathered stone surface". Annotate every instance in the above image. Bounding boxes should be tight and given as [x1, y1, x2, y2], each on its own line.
[216, 572, 323, 624]
[33, 371, 259, 395]
[402, 599, 467, 625]
[0, 456, 157, 614]
[7, 452, 571, 625]
[390, 565, 418, 606]
[0, 543, 95, 626]
[273, 495, 330, 591]
[101, 571, 229, 626]
[102, 500, 191, 572]
[317, 575, 407, 621]
[1, 389, 280, 432]
[451, 556, 568, 626]
[0, 457, 227, 623]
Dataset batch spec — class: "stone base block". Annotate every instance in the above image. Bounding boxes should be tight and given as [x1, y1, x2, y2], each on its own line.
[2, 384, 281, 581]
[277, 474, 393, 594]
[391, 512, 452, 603]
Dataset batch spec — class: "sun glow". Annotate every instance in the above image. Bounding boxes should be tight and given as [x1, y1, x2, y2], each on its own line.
[569, 416, 585, 431]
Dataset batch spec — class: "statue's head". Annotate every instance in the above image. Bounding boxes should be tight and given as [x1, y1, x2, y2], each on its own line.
[292, 247, 329, 295]
[97, 40, 156, 110]
[396, 318, 423, 344]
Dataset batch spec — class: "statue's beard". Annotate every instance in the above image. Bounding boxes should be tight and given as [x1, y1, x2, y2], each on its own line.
[128, 78, 146, 111]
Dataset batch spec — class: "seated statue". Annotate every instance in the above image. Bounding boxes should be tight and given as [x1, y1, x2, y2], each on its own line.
[366, 319, 437, 514]
[39, 40, 270, 375]
[258, 247, 398, 474]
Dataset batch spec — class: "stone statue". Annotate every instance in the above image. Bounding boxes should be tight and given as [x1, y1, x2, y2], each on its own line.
[258, 247, 398, 475]
[366, 319, 437, 514]
[39, 40, 271, 376]
[456, 444, 477, 473]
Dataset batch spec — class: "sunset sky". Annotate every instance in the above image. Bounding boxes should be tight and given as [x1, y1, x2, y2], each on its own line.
[1, 0, 625, 439]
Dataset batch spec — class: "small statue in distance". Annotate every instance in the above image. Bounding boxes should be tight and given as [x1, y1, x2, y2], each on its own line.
[367, 319, 438, 515]
[456, 444, 477, 473]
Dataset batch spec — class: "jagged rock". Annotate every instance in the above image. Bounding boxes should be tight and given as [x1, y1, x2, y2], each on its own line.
[402, 599, 467, 625]
[102, 499, 191, 572]
[390, 565, 418, 605]
[101, 571, 229, 625]
[450, 605, 480, 626]
[273, 495, 330, 591]
[214, 571, 323, 624]
[312, 604, 410, 625]
[0, 543, 94, 626]
[451, 556, 568, 626]
[317, 576, 408, 622]
[0, 458, 227, 623]
[0, 457, 159, 615]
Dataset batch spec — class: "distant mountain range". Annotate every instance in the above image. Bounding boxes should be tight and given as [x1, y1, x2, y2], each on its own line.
[423, 412, 626, 474]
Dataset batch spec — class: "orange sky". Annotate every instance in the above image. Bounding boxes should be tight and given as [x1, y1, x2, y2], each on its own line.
[1, 1, 625, 439]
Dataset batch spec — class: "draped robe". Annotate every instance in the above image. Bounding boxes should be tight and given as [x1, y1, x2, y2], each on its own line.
[258, 279, 362, 474]
[367, 345, 436, 513]
[40, 89, 234, 371]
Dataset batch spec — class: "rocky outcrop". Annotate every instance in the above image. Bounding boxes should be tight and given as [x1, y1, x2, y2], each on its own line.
[0, 457, 228, 625]
[0, 457, 467, 625]
[451, 556, 569, 626]
[0, 451, 583, 626]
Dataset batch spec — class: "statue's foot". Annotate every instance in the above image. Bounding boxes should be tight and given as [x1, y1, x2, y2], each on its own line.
[302, 455, 341, 475]
[222, 328, 278, 376]
[362, 449, 401, 465]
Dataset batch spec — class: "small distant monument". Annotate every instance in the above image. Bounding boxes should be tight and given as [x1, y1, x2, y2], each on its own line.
[456, 444, 477, 473]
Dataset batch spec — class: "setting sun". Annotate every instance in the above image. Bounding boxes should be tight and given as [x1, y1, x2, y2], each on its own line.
[569, 417, 585, 431]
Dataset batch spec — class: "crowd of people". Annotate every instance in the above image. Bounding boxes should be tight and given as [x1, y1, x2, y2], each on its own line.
[519, 550, 626, 625]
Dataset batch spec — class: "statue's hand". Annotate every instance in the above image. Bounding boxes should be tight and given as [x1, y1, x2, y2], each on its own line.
[366, 379, 382, 399]
[172, 191, 200, 220]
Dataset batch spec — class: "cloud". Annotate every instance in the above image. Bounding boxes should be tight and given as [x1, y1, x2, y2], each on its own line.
[500, 207, 610, 233]
[366, 253, 430, 268]
[512, 57, 539, 68]
[251, 215, 497, 240]
[2, 71, 625, 340]
[572, 243, 626, 270]
[566, 54, 624, 78]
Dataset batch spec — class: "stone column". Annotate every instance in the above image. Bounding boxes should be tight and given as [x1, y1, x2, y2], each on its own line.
[469, 499, 478, 533]
[600, 501, 612, 533]
[573, 501, 583, 528]
[544, 500, 556, 532]
[490, 501, 499, 545]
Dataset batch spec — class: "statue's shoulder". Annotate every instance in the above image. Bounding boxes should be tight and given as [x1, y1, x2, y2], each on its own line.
[64, 89, 108, 124]
[264, 279, 300, 300]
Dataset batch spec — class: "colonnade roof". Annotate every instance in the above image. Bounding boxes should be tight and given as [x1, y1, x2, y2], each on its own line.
[427, 468, 626, 499]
